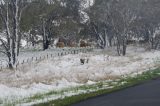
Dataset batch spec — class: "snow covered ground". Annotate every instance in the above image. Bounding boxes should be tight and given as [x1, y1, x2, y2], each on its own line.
[0, 46, 160, 105]
[0, 47, 90, 68]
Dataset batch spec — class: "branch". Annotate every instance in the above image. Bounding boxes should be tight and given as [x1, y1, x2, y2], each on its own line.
[18, 3, 28, 22]
[92, 23, 102, 40]
[0, 50, 7, 55]
[0, 4, 7, 25]
[0, 38, 8, 51]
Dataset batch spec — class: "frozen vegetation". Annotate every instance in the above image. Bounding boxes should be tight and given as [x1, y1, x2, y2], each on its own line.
[0, 46, 160, 105]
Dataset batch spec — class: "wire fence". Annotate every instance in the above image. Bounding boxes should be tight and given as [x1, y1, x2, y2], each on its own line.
[0, 46, 94, 70]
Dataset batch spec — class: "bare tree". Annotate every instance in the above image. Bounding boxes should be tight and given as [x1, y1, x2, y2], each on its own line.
[0, 0, 27, 69]
[89, 0, 137, 55]
[114, 0, 137, 56]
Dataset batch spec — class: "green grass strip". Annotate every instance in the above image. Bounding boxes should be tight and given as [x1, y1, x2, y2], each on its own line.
[34, 68, 160, 106]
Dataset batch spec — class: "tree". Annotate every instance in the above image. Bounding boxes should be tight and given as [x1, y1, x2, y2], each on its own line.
[0, 0, 27, 68]
[88, 0, 137, 55]
[41, 0, 83, 49]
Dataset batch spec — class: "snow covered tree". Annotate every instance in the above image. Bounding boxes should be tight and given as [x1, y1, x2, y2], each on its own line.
[88, 0, 158, 55]
[88, 0, 137, 55]
[0, 0, 27, 69]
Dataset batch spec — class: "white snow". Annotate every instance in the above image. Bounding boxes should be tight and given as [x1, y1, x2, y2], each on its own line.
[81, 0, 94, 9]
[21, 40, 27, 47]
[0, 46, 160, 105]
[0, 0, 4, 5]
[0, 32, 7, 45]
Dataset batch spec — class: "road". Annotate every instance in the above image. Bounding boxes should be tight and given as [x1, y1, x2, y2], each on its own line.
[72, 78, 160, 106]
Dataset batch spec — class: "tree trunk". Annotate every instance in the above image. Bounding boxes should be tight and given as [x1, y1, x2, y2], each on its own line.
[116, 36, 121, 56]
[122, 36, 127, 56]
[12, 0, 19, 65]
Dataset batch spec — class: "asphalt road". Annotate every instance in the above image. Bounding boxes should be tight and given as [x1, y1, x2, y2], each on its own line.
[72, 78, 160, 106]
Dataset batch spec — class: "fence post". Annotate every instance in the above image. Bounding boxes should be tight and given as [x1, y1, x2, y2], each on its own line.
[74, 50, 75, 54]
[22, 60, 25, 64]
[27, 58, 29, 63]
[17, 61, 19, 66]
[16, 64, 18, 69]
